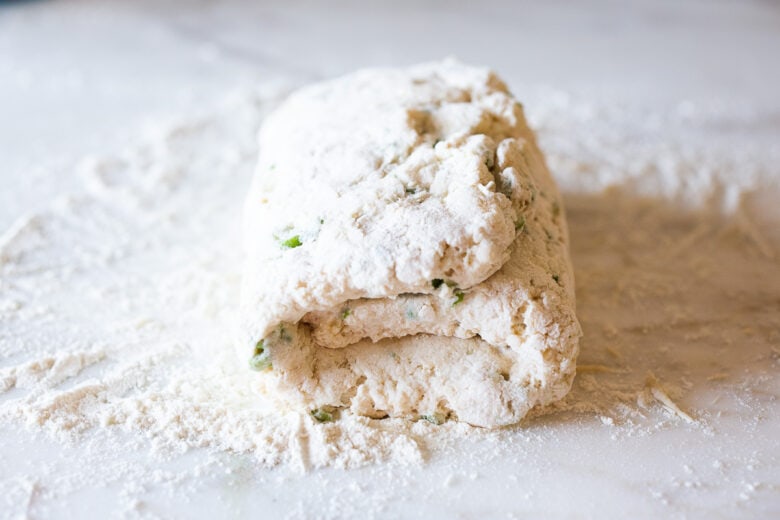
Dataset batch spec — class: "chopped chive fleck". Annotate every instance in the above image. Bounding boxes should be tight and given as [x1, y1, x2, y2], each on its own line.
[280, 235, 302, 249]
[405, 307, 417, 319]
[420, 413, 445, 425]
[452, 289, 465, 306]
[341, 308, 351, 319]
[515, 216, 526, 232]
[431, 278, 444, 289]
[319, 218, 325, 225]
[311, 408, 333, 423]
[405, 187, 416, 194]
[248, 340, 272, 371]
[278, 324, 293, 342]
[552, 274, 560, 285]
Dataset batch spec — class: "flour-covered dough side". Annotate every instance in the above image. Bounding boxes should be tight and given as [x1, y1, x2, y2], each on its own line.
[240, 60, 581, 428]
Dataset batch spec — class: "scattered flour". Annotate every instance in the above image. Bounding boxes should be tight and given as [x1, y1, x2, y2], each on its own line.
[0, 84, 778, 509]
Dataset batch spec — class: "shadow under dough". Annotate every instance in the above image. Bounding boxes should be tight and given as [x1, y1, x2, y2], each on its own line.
[525, 188, 780, 427]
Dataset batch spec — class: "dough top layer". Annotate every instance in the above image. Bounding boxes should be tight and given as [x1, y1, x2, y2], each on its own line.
[242, 60, 537, 342]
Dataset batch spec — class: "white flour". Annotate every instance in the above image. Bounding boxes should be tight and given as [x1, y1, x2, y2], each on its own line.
[1, 84, 779, 511]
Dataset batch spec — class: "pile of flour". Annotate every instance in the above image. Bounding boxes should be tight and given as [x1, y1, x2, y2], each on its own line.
[0, 84, 778, 478]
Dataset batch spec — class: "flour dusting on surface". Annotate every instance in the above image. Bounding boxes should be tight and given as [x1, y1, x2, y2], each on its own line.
[1, 84, 779, 515]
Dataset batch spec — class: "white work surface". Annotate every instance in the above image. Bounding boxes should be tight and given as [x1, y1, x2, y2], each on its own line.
[1, 1, 779, 518]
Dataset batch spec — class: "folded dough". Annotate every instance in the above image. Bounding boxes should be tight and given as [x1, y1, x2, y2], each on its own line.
[240, 60, 581, 428]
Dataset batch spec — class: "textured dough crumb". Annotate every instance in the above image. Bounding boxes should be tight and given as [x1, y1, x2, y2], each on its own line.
[240, 60, 581, 427]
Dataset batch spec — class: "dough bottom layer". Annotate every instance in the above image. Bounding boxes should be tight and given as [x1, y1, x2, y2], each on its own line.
[254, 322, 579, 428]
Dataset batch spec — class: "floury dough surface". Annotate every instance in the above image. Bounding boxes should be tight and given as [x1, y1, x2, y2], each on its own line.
[240, 62, 581, 427]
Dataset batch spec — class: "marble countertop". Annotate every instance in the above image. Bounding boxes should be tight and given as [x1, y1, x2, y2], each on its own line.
[1, 1, 778, 518]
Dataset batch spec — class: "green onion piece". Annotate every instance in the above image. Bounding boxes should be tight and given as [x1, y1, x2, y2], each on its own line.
[280, 235, 302, 249]
[278, 325, 293, 342]
[552, 274, 560, 284]
[311, 408, 333, 423]
[248, 340, 272, 371]
[431, 279, 444, 289]
[452, 289, 465, 306]
[341, 308, 351, 319]
[420, 413, 445, 425]
[515, 216, 526, 232]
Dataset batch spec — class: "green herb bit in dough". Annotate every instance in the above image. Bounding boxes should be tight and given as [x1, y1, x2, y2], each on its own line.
[452, 289, 465, 306]
[552, 274, 560, 285]
[515, 216, 526, 232]
[278, 324, 293, 342]
[248, 340, 272, 371]
[311, 408, 333, 423]
[405, 307, 417, 319]
[420, 413, 445, 425]
[431, 278, 444, 289]
[341, 308, 351, 319]
[405, 187, 417, 194]
[279, 235, 302, 249]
